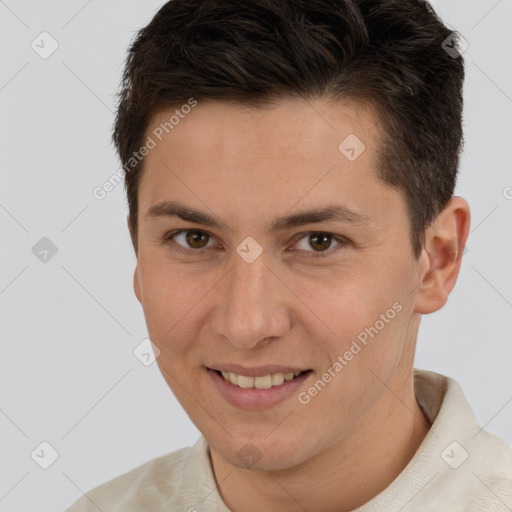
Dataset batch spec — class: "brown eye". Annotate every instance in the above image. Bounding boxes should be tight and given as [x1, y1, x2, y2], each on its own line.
[164, 229, 214, 253]
[184, 230, 210, 249]
[308, 232, 333, 252]
[293, 231, 348, 258]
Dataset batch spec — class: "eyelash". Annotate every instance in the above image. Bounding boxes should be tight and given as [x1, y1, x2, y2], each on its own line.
[163, 230, 349, 259]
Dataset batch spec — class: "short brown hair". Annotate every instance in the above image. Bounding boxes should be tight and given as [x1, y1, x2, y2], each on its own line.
[113, 0, 465, 257]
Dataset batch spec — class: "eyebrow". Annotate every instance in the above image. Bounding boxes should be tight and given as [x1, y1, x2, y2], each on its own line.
[144, 200, 372, 232]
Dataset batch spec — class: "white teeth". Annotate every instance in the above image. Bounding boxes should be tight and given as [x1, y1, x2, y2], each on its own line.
[254, 375, 272, 389]
[271, 373, 285, 386]
[219, 370, 304, 389]
[237, 375, 254, 388]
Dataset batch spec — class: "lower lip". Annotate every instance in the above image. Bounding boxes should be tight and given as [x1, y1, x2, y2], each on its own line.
[207, 368, 312, 411]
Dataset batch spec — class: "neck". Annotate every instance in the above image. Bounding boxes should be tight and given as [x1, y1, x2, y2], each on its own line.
[210, 370, 431, 512]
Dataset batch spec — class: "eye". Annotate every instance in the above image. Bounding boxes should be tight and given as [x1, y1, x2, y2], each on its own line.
[293, 232, 347, 257]
[164, 229, 216, 254]
[163, 229, 349, 258]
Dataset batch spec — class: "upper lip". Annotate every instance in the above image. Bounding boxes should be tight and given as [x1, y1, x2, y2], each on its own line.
[207, 364, 310, 377]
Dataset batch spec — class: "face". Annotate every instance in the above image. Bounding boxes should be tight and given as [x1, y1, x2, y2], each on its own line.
[132, 97, 428, 471]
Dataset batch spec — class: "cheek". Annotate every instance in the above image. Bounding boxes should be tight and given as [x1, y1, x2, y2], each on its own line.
[137, 259, 200, 350]
[300, 304, 409, 435]
[303, 266, 410, 378]
[292, 267, 396, 344]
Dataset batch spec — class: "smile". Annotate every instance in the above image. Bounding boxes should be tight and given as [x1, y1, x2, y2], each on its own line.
[217, 370, 305, 389]
[207, 367, 313, 410]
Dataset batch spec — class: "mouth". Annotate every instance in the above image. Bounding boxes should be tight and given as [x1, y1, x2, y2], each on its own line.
[205, 363, 314, 410]
[212, 369, 312, 390]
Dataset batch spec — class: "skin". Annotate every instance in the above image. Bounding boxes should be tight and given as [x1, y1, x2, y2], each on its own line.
[129, 97, 470, 512]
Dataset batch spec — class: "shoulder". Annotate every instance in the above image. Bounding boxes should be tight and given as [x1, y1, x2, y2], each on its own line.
[471, 429, 512, 490]
[411, 369, 512, 510]
[64, 442, 198, 511]
[427, 434, 512, 512]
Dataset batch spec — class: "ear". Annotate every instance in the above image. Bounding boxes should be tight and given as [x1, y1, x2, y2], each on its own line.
[127, 215, 142, 303]
[414, 196, 471, 314]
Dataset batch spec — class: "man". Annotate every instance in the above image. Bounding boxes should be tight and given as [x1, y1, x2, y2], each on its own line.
[66, 0, 512, 510]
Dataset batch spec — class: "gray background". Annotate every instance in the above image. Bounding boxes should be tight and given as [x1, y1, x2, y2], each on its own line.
[0, 1, 511, 510]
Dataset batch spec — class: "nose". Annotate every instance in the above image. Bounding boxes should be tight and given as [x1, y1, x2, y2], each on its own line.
[210, 250, 291, 349]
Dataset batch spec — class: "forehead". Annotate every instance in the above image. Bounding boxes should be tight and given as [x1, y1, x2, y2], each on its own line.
[147, 97, 379, 164]
[138, 97, 403, 233]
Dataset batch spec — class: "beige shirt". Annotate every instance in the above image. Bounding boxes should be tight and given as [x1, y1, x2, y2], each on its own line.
[65, 369, 512, 511]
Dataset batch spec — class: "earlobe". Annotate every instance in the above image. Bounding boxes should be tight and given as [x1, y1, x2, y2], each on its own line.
[414, 197, 471, 315]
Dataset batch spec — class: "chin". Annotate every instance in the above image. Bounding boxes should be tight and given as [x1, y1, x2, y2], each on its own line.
[211, 432, 318, 472]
